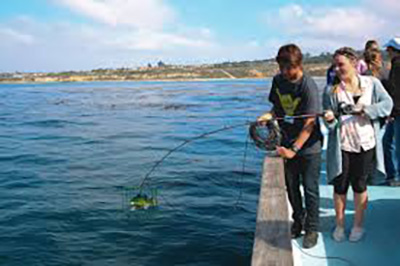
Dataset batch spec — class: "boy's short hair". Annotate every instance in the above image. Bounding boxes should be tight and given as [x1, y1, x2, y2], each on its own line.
[275, 44, 303, 67]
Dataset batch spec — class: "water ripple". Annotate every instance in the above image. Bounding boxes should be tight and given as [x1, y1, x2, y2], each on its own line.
[0, 79, 326, 266]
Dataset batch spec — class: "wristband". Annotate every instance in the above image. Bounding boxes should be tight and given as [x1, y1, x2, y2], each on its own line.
[290, 144, 301, 153]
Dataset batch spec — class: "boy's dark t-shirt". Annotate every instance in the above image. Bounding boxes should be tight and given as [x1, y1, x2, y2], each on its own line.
[268, 73, 322, 155]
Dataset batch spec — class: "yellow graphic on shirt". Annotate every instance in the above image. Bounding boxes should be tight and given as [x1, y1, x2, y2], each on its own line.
[276, 89, 301, 116]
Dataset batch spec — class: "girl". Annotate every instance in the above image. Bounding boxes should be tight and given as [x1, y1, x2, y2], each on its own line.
[323, 47, 393, 242]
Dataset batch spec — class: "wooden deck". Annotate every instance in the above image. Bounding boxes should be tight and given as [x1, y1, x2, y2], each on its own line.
[252, 156, 293, 266]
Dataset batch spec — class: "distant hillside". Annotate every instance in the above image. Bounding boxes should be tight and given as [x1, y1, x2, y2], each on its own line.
[0, 52, 338, 83]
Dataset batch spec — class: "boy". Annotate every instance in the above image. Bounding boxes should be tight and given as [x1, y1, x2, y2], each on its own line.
[258, 44, 322, 248]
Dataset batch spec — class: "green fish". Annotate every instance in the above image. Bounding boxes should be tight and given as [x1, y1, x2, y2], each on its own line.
[130, 193, 158, 210]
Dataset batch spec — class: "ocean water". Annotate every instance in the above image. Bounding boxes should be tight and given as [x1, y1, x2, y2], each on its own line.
[0, 79, 325, 266]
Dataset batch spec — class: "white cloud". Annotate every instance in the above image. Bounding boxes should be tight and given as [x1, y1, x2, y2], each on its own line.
[278, 4, 304, 21]
[260, 37, 345, 58]
[366, 0, 400, 14]
[0, 27, 35, 44]
[0, 18, 218, 71]
[98, 29, 215, 51]
[58, 0, 175, 30]
[260, 1, 400, 54]
[54, 1, 216, 52]
[303, 8, 384, 39]
[265, 4, 386, 40]
[3, 0, 398, 72]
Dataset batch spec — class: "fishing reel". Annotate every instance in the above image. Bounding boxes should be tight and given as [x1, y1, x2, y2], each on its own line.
[249, 114, 282, 151]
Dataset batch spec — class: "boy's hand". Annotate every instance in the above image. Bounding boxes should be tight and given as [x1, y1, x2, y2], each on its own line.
[276, 146, 296, 159]
[257, 112, 273, 122]
[257, 112, 273, 126]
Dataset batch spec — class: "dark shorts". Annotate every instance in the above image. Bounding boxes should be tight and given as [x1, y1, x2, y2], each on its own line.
[333, 148, 375, 195]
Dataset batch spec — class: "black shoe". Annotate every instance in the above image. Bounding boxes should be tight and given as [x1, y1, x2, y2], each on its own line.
[390, 180, 400, 187]
[303, 231, 318, 249]
[384, 178, 395, 186]
[291, 222, 302, 239]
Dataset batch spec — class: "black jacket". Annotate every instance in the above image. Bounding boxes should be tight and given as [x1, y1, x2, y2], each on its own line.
[389, 56, 400, 116]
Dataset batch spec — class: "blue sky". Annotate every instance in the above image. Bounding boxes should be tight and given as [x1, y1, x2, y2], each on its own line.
[0, 0, 398, 72]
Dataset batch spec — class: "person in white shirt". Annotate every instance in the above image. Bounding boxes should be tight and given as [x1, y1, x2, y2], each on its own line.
[323, 47, 393, 242]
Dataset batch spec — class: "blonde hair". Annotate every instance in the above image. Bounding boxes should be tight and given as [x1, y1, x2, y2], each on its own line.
[334, 47, 358, 63]
[331, 83, 341, 94]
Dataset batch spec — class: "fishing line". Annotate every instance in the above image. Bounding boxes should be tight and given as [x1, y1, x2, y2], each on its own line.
[129, 111, 331, 211]
[233, 130, 251, 209]
[126, 121, 252, 212]
[140, 111, 328, 188]
[137, 122, 252, 191]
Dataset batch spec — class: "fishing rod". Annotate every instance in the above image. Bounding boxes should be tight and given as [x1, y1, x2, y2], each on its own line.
[249, 103, 364, 151]
[135, 112, 330, 190]
[129, 121, 251, 210]
[137, 122, 251, 191]
[138, 102, 359, 187]
[136, 112, 322, 191]
[130, 105, 357, 210]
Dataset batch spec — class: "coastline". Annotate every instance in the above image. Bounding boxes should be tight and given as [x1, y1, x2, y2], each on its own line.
[0, 75, 327, 85]
[0, 62, 330, 85]
[0, 77, 267, 85]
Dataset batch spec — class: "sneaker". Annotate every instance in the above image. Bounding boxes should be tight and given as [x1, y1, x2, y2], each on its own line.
[349, 227, 364, 242]
[332, 226, 346, 242]
[291, 221, 302, 239]
[303, 231, 318, 249]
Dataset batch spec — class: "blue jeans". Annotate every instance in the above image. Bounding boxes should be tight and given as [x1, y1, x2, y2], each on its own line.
[284, 153, 321, 232]
[383, 117, 400, 180]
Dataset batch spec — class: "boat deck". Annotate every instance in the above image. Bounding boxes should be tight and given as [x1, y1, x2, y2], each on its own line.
[293, 185, 400, 266]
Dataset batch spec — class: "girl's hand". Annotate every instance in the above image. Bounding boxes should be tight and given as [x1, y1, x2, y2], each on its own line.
[324, 110, 335, 122]
[387, 116, 395, 123]
[276, 146, 296, 159]
[353, 104, 365, 115]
